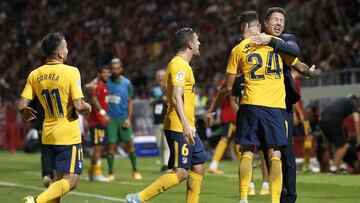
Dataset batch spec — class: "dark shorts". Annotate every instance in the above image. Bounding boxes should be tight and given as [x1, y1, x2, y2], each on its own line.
[165, 130, 207, 170]
[221, 122, 236, 139]
[236, 105, 287, 148]
[90, 125, 108, 145]
[319, 118, 346, 148]
[42, 144, 83, 174]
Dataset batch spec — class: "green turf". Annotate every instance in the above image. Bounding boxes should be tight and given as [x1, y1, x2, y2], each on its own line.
[0, 151, 359, 203]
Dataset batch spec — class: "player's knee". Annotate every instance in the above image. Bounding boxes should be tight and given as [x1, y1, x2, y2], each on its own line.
[63, 176, 79, 190]
[108, 144, 116, 154]
[173, 168, 188, 181]
[241, 145, 255, 154]
[69, 181, 78, 190]
[269, 149, 281, 159]
[220, 137, 229, 143]
[191, 163, 206, 175]
[124, 142, 135, 153]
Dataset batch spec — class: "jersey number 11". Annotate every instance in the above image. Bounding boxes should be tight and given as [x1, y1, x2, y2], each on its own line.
[41, 88, 64, 118]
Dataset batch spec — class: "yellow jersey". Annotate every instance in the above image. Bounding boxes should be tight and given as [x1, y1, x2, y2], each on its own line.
[163, 55, 195, 132]
[21, 61, 84, 145]
[226, 36, 298, 109]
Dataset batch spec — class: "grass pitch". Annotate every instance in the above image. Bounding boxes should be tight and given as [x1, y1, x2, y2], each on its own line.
[0, 151, 359, 203]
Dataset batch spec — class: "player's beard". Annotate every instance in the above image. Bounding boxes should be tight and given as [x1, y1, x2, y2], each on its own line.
[193, 49, 200, 57]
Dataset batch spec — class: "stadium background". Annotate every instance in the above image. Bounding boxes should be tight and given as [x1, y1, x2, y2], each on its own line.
[0, 0, 360, 202]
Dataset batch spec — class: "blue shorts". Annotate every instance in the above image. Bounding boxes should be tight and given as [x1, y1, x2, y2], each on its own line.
[42, 144, 83, 174]
[165, 130, 207, 170]
[236, 105, 287, 148]
[221, 122, 236, 139]
[90, 125, 108, 145]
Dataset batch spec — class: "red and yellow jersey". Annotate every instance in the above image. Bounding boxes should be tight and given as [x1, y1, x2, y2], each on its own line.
[226, 36, 298, 109]
[89, 80, 109, 127]
[21, 61, 84, 145]
[163, 55, 195, 132]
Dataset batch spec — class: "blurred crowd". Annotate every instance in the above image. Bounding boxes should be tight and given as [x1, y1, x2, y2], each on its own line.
[0, 0, 359, 105]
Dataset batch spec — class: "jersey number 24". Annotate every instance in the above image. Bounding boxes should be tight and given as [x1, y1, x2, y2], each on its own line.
[247, 51, 281, 80]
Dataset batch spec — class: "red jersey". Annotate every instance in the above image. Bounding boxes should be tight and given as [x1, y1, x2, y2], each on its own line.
[294, 77, 304, 115]
[220, 98, 236, 123]
[89, 80, 109, 127]
[217, 79, 236, 123]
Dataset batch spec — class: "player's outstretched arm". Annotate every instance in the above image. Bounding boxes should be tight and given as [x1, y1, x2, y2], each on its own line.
[291, 61, 317, 78]
[18, 97, 37, 121]
[73, 98, 92, 114]
[204, 73, 236, 126]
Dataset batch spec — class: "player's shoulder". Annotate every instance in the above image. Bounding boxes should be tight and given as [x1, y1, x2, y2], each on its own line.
[232, 38, 255, 53]
[61, 64, 80, 73]
[280, 33, 297, 42]
[121, 76, 131, 84]
[167, 55, 189, 71]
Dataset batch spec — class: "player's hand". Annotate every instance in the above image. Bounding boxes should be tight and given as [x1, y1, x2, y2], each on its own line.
[250, 33, 271, 46]
[308, 64, 317, 78]
[85, 82, 98, 91]
[83, 103, 92, 113]
[123, 118, 131, 128]
[183, 123, 195, 145]
[22, 107, 37, 122]
[204, 111, 216, 126]
[103, 114, 111, 125]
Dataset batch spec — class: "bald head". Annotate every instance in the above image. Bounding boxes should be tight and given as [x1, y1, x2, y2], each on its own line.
[156, 69, 166, 87]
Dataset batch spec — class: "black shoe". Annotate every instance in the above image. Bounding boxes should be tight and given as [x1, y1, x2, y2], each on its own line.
[160, 165, 168, 172]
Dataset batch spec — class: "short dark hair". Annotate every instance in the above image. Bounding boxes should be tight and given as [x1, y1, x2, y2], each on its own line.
[173, 27, 195, 51]
[265, 7, 286, 21]
[237, 10, 259, 32]
[97, 65, 110, 73]
[41, 33, 65, 57]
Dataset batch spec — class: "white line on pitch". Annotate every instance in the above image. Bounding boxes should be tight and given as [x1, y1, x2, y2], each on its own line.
[0, 181, 126, 202]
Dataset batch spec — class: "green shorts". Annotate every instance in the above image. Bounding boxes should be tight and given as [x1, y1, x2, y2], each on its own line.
[108, 118, 133, 143]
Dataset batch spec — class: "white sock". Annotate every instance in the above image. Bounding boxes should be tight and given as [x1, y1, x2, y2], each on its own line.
[210, 161, 218, 169]
[249, 182, 255, 189]
[239, 200, 248, 203]
[262, 181, 269, 189]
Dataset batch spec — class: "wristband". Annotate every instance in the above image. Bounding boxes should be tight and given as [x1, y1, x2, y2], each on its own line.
[99, 109, 106, 116]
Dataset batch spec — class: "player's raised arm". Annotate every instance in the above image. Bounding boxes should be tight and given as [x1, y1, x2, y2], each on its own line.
[291, 61, 317, 78]
[251, 33, 300, 57]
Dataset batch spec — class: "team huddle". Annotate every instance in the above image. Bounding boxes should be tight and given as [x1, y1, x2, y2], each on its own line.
[19, 7, 316, 203]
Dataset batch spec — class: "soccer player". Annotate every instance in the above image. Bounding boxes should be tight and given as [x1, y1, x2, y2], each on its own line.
[319, 95, 360, 172]
[20, 33, 91, 203]
[208, 79, 239, 175]
[292, 70, 313, 172]
[229, 75, 270, 196]
[204, 11, 315, 203]
[250, 7, 315, 202]
[150, 69, 170, 172]
[126, 27, 207, 203]
[106, 58, 142, 181]
[87, 65, 110, 182]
